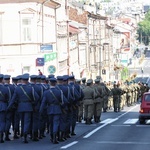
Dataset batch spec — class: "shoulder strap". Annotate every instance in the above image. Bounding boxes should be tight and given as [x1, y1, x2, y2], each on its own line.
[49, 89, 64, 105]
[0, 91, 4, 98]
[20, 86, 32, 101]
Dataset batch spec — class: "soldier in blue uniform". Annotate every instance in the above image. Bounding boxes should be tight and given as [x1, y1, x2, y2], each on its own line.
[3, 75, 15, 141]
[0, 74, 9, 143]
[39, 78, 68, 144]
[68, 75, 84, 136]
[29, 75, 42, 141]
[7, 74, 40, 143]
[12, 76, 20, 139]
[56, 76, 69, 141]
[39, 75, 49, 138]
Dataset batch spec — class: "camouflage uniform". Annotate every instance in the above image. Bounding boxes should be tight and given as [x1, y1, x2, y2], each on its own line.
[82, 79, 95, 124]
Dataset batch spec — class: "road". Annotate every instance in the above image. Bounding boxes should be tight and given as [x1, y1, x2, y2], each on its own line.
[2, 104, 150, 150]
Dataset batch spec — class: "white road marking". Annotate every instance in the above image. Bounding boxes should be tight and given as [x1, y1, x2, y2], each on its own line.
[83, 118, 118, 138]
[83, 105, 139, 139]
[97, 141, 150, 145]
[60, 141, 78, 149]
[124, 119, 139, 124]
[111, 125, 131, 127]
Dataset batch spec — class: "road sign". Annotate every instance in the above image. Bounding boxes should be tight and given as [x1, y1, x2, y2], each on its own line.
[48, 65, 56, 74]
[36, 58, 45, 66]
[40, 44, 53, 51]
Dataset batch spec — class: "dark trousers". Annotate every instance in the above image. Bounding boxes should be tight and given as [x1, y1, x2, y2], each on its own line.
[19, 112, 32, 134]
[0, 111, 6, 132]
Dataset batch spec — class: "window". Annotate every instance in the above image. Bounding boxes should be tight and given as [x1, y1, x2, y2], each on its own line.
[22, 18, 32, 42]
[144, 94, 150, 101]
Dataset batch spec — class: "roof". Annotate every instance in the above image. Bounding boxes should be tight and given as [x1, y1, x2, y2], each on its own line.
[0, 0, 61, 9]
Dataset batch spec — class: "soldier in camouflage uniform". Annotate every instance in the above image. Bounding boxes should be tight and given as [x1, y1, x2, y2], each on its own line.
[82, 79, 95, 124]
[93, 79, 103, 123]
[111, 83, 122, 112]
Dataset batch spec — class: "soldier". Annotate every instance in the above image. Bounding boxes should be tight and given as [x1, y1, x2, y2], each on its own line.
[39, 75, 49, 138]
[82, 79, 95, 124]
[68, 75, 84, 135]
[93, 79, 103, 123]
[7, 74, 40, 143]
[76, 79, 84, 123]
[111, 83, 122, 112]
[39, 78, 68, 144]
[29, 75, 42, 141]
[3, 75, 15, 141]
[0, 74, 9, 143]
[56, 76, 69, 142]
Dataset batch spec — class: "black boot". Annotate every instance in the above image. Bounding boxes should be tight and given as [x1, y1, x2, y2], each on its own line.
[59, 132, 65, 142]
[23, 134, 28, 143]
[71, 127, 76, 136]
[14, 130, 19, 139]
[0, 132, 4, 143]
[5, 131, 11, 141]
[50, 134, 53, 143]
[32, 132, 39, 141]
[53, 133, 59, 144]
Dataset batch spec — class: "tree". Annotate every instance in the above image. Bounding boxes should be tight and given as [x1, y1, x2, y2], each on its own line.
[137, 10, 150, 45]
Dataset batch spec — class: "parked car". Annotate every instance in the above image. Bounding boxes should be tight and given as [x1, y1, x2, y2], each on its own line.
[139, 92, 150, 124]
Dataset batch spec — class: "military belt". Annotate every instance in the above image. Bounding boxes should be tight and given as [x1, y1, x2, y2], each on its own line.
[48, 103, 60, 106]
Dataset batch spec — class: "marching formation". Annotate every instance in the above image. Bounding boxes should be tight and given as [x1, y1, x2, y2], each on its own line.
[0, 73, 149, 144]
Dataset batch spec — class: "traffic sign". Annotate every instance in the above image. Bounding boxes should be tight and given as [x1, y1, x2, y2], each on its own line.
[36, 58, 44, 66]
[48, 65, 56, 74]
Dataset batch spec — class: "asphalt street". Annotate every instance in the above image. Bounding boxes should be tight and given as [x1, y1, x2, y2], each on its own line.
[2, 103, 150, 150]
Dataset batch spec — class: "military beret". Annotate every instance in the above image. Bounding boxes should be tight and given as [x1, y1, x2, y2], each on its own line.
[69, 75, 75, 80]
[30, 75, 37, 79]
[87, 79, 93, 84]
[76, 79, 81, 83]
[57, 76, 63, 81]
[40, 75, 46, 80]
[81, 77, 86, 81]
[96, 76, 101, 79]
[63, 75, 69, 81]
[95, 79, 100, 83]
[12, 77, 18, 81]
[0, 74, 3, 79]
[16, 75, 22, 80]
[49, 78, 57, 83]
[3, 75, 11, 80]
[21, 74, 29, 80]
[48, 74, 55, 79]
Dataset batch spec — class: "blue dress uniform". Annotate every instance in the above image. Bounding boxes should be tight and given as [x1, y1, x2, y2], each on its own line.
[7, 74, 40, 143]
[68, 75, 84, 136]
[29, 75, 41, 141]
[3, 75, 15, 141]
[0, 74, 9, 143]
[12, 76, 20, 139]
[39, 75, 49, 138]
[62, 75, 74, 138]
[56, 76, 70, 141]
[39, 78, 68, 144]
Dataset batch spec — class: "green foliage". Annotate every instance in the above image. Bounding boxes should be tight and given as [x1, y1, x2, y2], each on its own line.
[137, 10, 150, 45]
[121, 67, 129, 81]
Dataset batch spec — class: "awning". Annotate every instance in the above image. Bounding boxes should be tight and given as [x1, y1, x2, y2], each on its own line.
[0, 0, 61, 9]
[69, 25, 80, 34]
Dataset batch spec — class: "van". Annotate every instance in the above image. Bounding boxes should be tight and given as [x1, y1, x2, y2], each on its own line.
[139, 92, 150, 124]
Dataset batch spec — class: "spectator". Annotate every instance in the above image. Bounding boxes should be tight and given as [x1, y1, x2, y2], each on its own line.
[38, 69, 43, 75]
